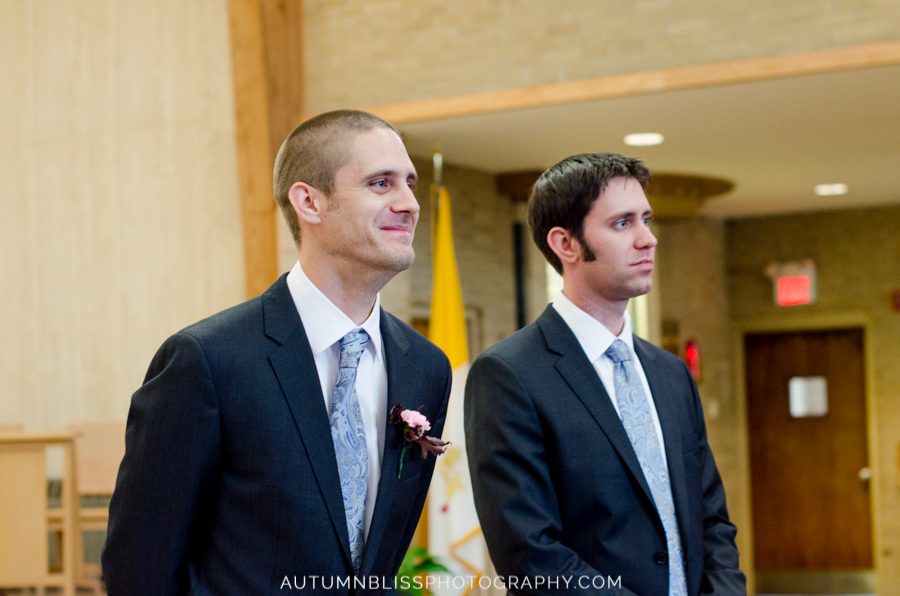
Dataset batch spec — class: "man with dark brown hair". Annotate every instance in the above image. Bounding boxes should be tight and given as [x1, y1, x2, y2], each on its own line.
[466, 153, 745, 595]
[104, 110, 452, 595]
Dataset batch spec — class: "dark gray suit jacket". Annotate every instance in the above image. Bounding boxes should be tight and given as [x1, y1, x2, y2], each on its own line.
[465, 306, 745, 595]
[103, 275, 452, 595]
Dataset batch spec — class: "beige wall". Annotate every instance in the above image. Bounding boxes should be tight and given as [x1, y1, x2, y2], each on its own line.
[726, 206, 900, 592]
[303, 0, 900, 114]
[0, 1, 245, 430]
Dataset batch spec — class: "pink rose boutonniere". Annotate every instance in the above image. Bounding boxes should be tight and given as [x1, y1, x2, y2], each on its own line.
[389, 403, 449, 478]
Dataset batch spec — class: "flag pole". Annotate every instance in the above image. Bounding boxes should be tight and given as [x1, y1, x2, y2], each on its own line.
[431, 144, 443, 267]
[433, 143, 443, 188]
[426, 146, 489, 595]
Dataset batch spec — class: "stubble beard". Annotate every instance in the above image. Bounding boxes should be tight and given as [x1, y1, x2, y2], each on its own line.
[361, 240, 416, 276]
[384, 245, 415, 273]
[601, 270, 653, 303]
[627, 276, 653, 300]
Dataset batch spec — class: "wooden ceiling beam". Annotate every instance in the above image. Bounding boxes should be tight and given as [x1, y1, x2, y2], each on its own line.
[357, 41, 900, 125]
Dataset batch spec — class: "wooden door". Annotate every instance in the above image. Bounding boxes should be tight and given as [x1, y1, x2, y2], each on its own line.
[745, 329, 872, 571]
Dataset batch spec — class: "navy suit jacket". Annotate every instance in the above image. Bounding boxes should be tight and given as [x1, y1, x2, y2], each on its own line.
[465, 306, 745, 595]
[103, 275, 452, 595]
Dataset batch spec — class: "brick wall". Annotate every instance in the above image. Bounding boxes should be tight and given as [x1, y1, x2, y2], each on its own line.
[655, 218, 753, 578]
[379, 158, 518, 356]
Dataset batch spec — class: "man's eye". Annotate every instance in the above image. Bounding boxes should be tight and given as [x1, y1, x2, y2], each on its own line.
[614, 220, 628, 229]
[372, 179, 388, 189]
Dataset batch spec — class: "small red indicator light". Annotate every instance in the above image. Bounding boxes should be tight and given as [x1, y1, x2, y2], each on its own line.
[777, 276, 811, 306]
[685, 339, 701, 382]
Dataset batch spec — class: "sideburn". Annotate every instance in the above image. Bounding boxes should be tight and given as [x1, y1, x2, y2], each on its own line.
[575, 228, 597, 262]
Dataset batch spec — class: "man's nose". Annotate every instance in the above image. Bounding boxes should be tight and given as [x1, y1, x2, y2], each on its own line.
[393, 184, 420, 216]
[637, 223, 657, 248]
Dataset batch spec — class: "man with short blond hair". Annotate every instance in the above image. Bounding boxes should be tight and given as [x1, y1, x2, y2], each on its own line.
[104, 110, 452, 596]
[273, 110, 400, 246]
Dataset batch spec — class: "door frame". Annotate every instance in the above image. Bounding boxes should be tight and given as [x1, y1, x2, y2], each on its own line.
[732, 310, 882, 590]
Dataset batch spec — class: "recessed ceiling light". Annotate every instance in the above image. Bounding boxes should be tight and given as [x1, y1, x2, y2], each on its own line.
[814, 183, 848, 196]
[624, 132, 664, 146]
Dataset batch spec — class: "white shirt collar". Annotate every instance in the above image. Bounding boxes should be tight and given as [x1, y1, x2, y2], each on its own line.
[552, 291, 636, 364]
[286, 261, 383, 359]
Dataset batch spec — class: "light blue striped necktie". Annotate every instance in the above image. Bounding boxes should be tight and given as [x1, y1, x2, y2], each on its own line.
[330, 329, 370, 574]
[605, 339, 687, 596]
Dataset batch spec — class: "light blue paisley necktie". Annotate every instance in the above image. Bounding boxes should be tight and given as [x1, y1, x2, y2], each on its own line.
[605, 339, 687, 596]
[330, 329, 370, 574]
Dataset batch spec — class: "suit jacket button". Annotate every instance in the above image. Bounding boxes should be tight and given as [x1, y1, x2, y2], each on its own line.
[654, 552, 668, 565]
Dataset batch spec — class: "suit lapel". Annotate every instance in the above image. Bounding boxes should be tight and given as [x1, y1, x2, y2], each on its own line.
[263, 276, 353, 567]
[537, 307, 656, 508]
[359, 311, 419, 576]
[634, 338, 692, 555]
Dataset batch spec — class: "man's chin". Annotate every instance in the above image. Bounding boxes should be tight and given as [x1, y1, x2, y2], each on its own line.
[625, 280, 653, 299]
[381, 248, 415, 273]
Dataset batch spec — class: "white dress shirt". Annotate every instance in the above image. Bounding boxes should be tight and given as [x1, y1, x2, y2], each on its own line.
[553, 293, 669, 470]
[286, 261, 388, 541]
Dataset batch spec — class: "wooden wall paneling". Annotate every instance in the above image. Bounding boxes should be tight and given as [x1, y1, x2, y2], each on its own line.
[229, 0, 279, 299]
[259, 0, 305, 164]
[260, 0, 305, 276]
[229, 0, 305, 299]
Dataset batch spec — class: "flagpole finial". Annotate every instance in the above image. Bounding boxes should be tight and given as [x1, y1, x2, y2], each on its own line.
[432, 144, 443, 188]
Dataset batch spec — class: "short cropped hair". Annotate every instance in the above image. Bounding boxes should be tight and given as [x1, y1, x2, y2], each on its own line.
[526, 153, 650, 274]
[273, 109, 399, 246]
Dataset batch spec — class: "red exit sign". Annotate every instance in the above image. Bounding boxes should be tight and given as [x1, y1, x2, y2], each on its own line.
[765, 260, 817, 307]
[778, 276, 812, 306]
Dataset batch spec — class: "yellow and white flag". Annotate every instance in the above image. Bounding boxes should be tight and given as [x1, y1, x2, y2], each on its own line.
[427, 184, 491, 596]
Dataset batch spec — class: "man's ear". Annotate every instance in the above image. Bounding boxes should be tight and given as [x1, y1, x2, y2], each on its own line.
[288, 182, 325, 225]
[546, 226, 582, 268]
